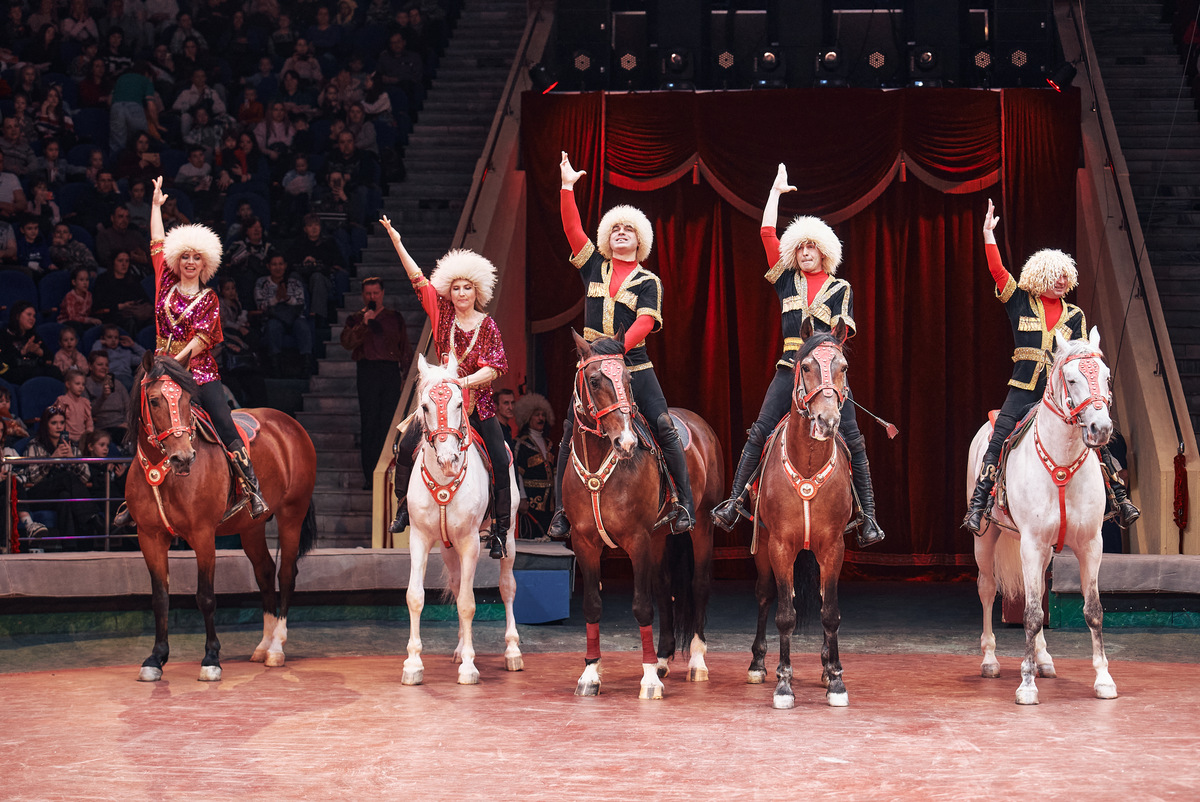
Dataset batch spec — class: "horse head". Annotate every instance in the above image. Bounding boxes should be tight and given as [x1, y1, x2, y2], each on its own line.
[793, 318, 850, 441]
[417, 353, 470, 475]
[1049, 327, 1112, 448]
[571, 330, 638, 459]
[139, 354, 199, 475]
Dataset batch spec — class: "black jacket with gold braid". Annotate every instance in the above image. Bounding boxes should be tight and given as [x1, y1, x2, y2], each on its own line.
[997, 274, 1087, 391]
[765, 258, 856, 369]
[571, 240, 663, 372]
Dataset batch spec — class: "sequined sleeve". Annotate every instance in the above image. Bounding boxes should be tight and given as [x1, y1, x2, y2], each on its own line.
[151, 238, 165, 298]
[476, 315, 508, 376]
[193, 288, 223, 348]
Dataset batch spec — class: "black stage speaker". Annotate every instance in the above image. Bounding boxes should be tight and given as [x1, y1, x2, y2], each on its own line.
[710, 7, 768, 90]
[612, 9, 649, 90]
[992, 0, 1053, 87]
[770, 0, 822, 88]
[650, 0, 710, 89]
[556, 0, 611, 91]
[829, 6, 905, 88]
[909, 0, 962, 86]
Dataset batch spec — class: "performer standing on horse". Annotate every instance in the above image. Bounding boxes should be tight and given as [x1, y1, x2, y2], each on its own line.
[127, 176, 268, 519]
[962, 199, 1139, 534]
[711, 164, 884, 548]
[379, 216, 513, 559]
[546, 151, 695, 536]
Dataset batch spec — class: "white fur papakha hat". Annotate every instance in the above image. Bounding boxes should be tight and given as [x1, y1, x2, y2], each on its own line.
[429, 248, 497, 310]
[597, 205, 653, 263]
[513, 392, 555, 431]
[162, 223, 223, 284]
[777, 215, 842, 275]
[1017, 248, 1078, 297]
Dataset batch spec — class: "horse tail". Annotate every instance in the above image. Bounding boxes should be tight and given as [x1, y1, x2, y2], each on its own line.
[992, 535, 1024, 601]
[298, 501, 317, 559]
[793, 549, 822, 631]
[666, 532, 695, 653]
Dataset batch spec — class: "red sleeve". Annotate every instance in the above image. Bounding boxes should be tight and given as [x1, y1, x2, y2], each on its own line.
[560, 189, 589, 255]
[623, 315, 655, 352]
[151, 240, 165, 298]
[985, 243, 1011, 294]
[412, 277, 441, 331]
[760, 226, 781, 266]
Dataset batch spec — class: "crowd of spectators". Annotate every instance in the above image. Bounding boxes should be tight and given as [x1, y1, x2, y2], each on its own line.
[0, 0, 457, 549]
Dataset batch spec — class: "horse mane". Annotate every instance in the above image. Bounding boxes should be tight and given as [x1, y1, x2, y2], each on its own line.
[125, 355, 201, 446]
[585, 334, 626, 357]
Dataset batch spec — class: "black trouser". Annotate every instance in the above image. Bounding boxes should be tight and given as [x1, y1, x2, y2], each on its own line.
[742, 366, 865, 464]
[194, 379, 242, 450]
[982, 385, 1043, 468]
[395, 411, 510, 521]
[357, 359, 403, 483]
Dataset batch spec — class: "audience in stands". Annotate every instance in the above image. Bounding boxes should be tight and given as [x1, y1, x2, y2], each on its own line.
[59, 266, 102, 329]
[85, 350, 131, 445]
[1, 301, 57, 382]
[53, 325, 89, 374]
[55, 366, 94, 441]
[19, 404, 102, 544]
[255, 252, 313, 376]
[89, 323, 144, 390]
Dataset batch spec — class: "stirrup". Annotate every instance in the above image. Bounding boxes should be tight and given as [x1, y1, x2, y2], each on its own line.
[112, 502, 131, 527]
[547, 508, 570, 538]
[711, 494, 747, 532]
[1117, 500, 1140, 529]
[855, 516, 885, 548]
[669, 503, 695, 534]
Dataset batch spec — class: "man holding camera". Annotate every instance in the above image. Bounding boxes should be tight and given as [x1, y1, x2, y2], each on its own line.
[340, 277, 413, 490]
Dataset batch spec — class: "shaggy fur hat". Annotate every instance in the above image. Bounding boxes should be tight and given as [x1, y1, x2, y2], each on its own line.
[162, 223, 223, 284]
[1017, 248, 1078, 297]
[429, 249, 497, 310]
[597, 205, 653, 263]
[777, 216, 842, 275]
[513, 392, 554, 432]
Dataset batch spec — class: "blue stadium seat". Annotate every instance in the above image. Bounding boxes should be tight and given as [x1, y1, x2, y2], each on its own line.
[0, 270, 37, 317]
[0, 376, 19, 417]
[141, 275, 155, 300]
[170, 189, 195, 221]
[36, 322, 63, 356]
[37, 270, 72, 318]
[54, 182, 90, 218]
[72, 108, 111, 148]
[161, 148, 187, 178]
[66, 144, 102, 167]
[18, 376, 67, 425]
[135, 324, 156, 351]
[67, 224, 94, 251]
[223, 192, 270, 229]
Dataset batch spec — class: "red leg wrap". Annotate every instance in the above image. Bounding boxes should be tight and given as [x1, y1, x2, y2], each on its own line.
[640, 625, 656, 664]
[585, 622, 601, 661]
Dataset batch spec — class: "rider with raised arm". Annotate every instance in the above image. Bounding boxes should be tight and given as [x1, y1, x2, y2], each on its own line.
[380, 216, 512, 560]
[963, 199, 1139, 534]
[546, 151, 695, 537]
[148, 175, 267, 516]
[711, 163, 884, 547]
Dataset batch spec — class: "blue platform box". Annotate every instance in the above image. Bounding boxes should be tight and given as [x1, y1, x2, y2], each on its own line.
[513, 569, 571, 624]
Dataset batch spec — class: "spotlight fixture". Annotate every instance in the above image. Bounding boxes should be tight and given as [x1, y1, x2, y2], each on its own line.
[914, 50, 936, 71]
[820, 49, 840, 71]
[752, 49, 785, 89]
[815, 48, 846, 88]
[659, 49, 694, 90]
[1047, 61, 1077, 92]
[529, 61, 557, 93]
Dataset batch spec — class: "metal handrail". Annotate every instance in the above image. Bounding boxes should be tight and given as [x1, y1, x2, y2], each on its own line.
[2, 454, 134, 551]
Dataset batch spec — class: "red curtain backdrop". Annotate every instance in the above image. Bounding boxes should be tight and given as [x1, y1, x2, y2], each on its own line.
[521, 88, 1080, 573]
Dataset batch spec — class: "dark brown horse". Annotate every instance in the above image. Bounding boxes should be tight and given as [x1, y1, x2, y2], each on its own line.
[747, 320, 855, 709]
[126, 354, 317, 682]
[564, 332, 724, 699]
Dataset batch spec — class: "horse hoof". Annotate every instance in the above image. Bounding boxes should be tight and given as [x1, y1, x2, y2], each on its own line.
[138, 666, 162, 682]
[1015, 688, 1039, 705]
[656, 658, 670, 679]
[747, 669, 767, 685]
[401, 668, 424, 686]
[574, 682, 600, 697]
[1037, 663, 1056, 679]
[505, 655, 524, 672]
[827, 691, 849, 707]
[639, 684, 664, 701]
[458, 671, 480, 686]
[198, 665, 222, 682]
[264, 651, 286, 668]
[772, 694, 795, 710]
[250, 648, 268, 663]
[1095, 683, 1118, 700]
[981, 663, 1001, 679]
[688, 667, 709, 683]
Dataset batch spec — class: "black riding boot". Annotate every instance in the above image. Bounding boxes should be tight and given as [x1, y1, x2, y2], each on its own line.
[1101, 445, 1140, 528]
[846, 436, 885, 548]
[712, 438, 763, 532]
[488, 481, 511, 559]
[388, 459, 413, 534]
[546, 428, 572, 538]
[231, 444, 268, 518]
[963, 453, 999, 535]
[658, 413, 695, 533]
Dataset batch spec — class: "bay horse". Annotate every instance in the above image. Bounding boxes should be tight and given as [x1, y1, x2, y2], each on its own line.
[126, 354, 317, 682]
[747, 320, 855, 709]
[564, 332, 723, 700]
[401, 354, 521, 686]
[968, 328, 1117, 705]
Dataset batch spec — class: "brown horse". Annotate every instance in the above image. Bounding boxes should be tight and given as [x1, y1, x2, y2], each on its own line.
[747, 320, 855, 709]
[126, 354, 317, 682]
[564, 332, 724, 699]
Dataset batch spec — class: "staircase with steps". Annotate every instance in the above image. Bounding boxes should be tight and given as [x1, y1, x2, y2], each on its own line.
[296, 0, 530, 546]
[1087, 0, 1200, 436]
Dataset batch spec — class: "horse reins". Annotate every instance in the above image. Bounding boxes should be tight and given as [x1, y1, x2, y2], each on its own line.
[136, 373, 197, 536]
[570, 353, 634, 549]
[418, 378, 473, 549]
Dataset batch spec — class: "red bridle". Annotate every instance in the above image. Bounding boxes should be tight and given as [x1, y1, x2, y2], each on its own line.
[136, 372, 198, 535]
[1042, 351, 1111, 425]
[423, 379, 470, 455]
[794, 343, 847, 414]
[573, 353, 633, 437]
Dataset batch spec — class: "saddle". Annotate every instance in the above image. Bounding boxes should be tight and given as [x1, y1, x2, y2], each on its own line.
[985, 406, 1039, 518]
[193, 407, 261, 520]
[629, 411, 694, 530]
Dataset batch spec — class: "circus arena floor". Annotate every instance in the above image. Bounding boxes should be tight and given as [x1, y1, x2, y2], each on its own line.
[3, 580, 1199, 800]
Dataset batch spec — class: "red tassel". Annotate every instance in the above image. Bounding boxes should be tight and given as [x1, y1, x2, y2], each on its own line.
[899, 158, 907, 183]
[692, 162, 699, 185]
[1174, 451, 1188, 551]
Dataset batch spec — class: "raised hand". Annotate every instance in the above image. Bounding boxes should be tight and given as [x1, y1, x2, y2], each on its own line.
[560, 151, 586, 188]
[151, 176, 168, 207]
[983, 198, 999, 243]
[772, 163, 797, 195]
[379, 215, 401, 243]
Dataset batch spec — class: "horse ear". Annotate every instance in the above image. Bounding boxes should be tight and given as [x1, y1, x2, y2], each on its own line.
[832, 319, 849, 345]
[800, 316, 815, 342]
[140, 350, 154, 373]
[417, 353, 431, 378]
[613, 325, 627, 352]
[444, 351, 459, 375]
[1089, 325, 1101, 350]
[571, 328, 590, 357]
[1054, 330, 1069, 354]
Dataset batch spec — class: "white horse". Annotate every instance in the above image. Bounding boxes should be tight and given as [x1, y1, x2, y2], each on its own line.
[968, 328, 1117, 705]
[402, 354, 521, 686]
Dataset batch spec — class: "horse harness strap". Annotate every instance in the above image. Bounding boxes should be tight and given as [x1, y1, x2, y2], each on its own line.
[1042, 351, 1110, 426]
[574, 353, 633, 437]
[420, 459, 470, 550]
[136, 374, 199, 536]
[777, 419, 839, 551]
[419, 378, 474, 550]
[570, 440, 622, 549]
[1033, 415, 1096, 553]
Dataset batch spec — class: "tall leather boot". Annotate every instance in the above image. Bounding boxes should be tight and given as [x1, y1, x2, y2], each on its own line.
[711, 436, 764, 532]
[847, 437, 885, 548]
[488, 480, 511, 559]
[546, 429, 572, 538]
[1100, 445, 1140, 528]
[963, 453, 999, 535]
[388, 459, 414, 534]
[231, 444, 268, 518]
[657, 413, 695, 534]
